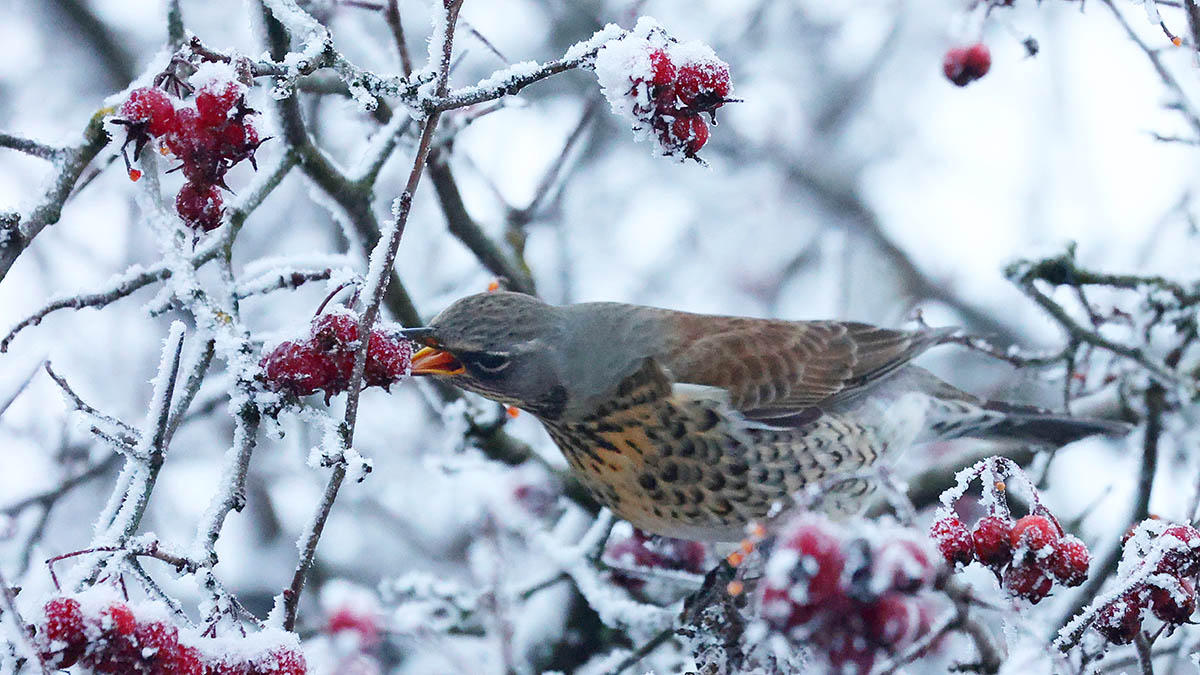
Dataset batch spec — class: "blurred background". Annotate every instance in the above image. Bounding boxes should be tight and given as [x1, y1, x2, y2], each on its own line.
[1, 0, 1197, 672]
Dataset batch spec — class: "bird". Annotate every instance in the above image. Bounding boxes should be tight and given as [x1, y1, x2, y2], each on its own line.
[402, 291, 1127, 542]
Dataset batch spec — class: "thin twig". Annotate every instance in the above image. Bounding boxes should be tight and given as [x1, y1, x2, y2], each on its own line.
[384, 0, 414, 76]
[0, 563, 52, 674]
[278, 0, 464, 632]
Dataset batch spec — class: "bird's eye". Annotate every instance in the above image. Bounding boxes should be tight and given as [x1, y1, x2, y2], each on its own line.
[469, 352, 510, 374]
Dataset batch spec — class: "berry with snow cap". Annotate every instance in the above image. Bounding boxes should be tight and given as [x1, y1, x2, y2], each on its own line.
[1149, 575, 1197, 625]
[1095, 589, 1146, 645]
[930, 516, 974, 567]
[1010, 514, 1059, 560]
[1002, 562, 1054, 603]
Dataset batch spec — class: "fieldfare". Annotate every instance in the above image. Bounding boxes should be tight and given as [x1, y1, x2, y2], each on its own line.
[405, 292, 1126, 541]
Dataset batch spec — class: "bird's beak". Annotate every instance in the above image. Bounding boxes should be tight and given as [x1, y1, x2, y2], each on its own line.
[410, 346, 465, 376]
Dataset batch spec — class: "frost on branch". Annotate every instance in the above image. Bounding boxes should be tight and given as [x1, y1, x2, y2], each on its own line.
[593, 17, 732, 161]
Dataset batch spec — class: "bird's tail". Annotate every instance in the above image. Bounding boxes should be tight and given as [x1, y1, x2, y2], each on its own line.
[922, 398, 1131, 446]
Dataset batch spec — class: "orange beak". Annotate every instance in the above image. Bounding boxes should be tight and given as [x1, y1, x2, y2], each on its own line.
[410, 346, 465, 376]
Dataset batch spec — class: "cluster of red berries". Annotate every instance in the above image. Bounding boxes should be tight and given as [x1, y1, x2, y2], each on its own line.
[116, 80, 264, 232]
[34, 596, 306, 674]
[260, 309, 413, 402]
[627, 46, 731, 158]
[603, 528, 707, 592]
[943, 43, 991, 87]
[931, 511, 1089, 603]
[1093, 522, 1200, 644]
[760, 516, 940, 674]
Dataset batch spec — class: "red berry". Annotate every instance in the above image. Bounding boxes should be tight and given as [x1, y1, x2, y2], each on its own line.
[1048, 536, 1090, 587]
[1095, 589, 1146, 645]
[1157, 525, 1200, 577]
[327, 606, 381, 648]
[311, 312, 360, 352]
[85, 602, 142, 673]
[943, 43, 991, 87]
[1149, 576, 1196, 624]
[1010, 515, 1059, 560]
[176, 181, 224, 231]
[1002, 562, 1054, 603]
[762, 521, 847, 631]
[669, 115, 708, 157]
[135, 620, 180, 668]
[122, 87, 176, 137]
[365, 331, 413, 388]
[39, 597, 86, 668]
[863, 593, 919, 648]
[824, 629, 875, 675]
[929, 516, 974, 567]
[648, 48, 676, 88]
[155, 643, 203, 675]
[196, 81, 243, 127]
[261, 340, 338, 396]
[972, 516, 1014, 570]
[676, 60, 731, 106]
[253, 648, 307, 675]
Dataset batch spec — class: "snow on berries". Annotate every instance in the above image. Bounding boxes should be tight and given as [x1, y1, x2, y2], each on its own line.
[943, 43, 991, 87]
[113, 70, 266, 233]
[32, 594, 306, 674]
[593, 18, 732, 161]
[260, 307, 413, 402]
[759, 514, 941, 674]
[1079, 520, 1200, 646]
[931, 457, 1089, 604]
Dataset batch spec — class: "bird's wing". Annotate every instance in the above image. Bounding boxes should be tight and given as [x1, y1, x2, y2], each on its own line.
[660, 318, 953, 424]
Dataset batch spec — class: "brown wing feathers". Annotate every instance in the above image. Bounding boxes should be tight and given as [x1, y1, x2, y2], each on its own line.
[661, 315, 951, 421]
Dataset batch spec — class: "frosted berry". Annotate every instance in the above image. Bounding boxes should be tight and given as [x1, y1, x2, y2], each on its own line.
[1095, 590, 1145, 645]
[176, 181, 224, 231]
[196, 80, 243, 127]
[1157, 524, 1200, 577]
[85, 602, 141, 673]
[311, 312, 360, 351]
[972, 516, 1014, 570]
[824, 629, 875, 675]
[156, 643, 204, 675]
[1010, 515, 1058, 559]
[121, 87, 176, 137]
[261, 340, 338, 396]
[365, 331, 413, 388]
[863, 593, 919, 648]
[1002, 562, 1053, 603]
[1149, 576, 1196, 625]
[39, 597, 86, 668]
[930, 516, 974, 566]
[253, 648, 307, 674]
[762, 521, 847, 630]
[676, 60, 732, 110]
[1048, 536, 1090, 587]
[943, 43, 991, 87]
[648, 48, 676, 88]
[669, 115, 709, 157]
[207, 658, 253, 675]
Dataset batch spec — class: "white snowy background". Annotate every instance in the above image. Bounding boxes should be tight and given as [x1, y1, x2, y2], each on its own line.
[0, 0, 1198, 673]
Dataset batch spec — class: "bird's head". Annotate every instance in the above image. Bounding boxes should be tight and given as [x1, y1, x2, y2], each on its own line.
[404, 292, 571, 419]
